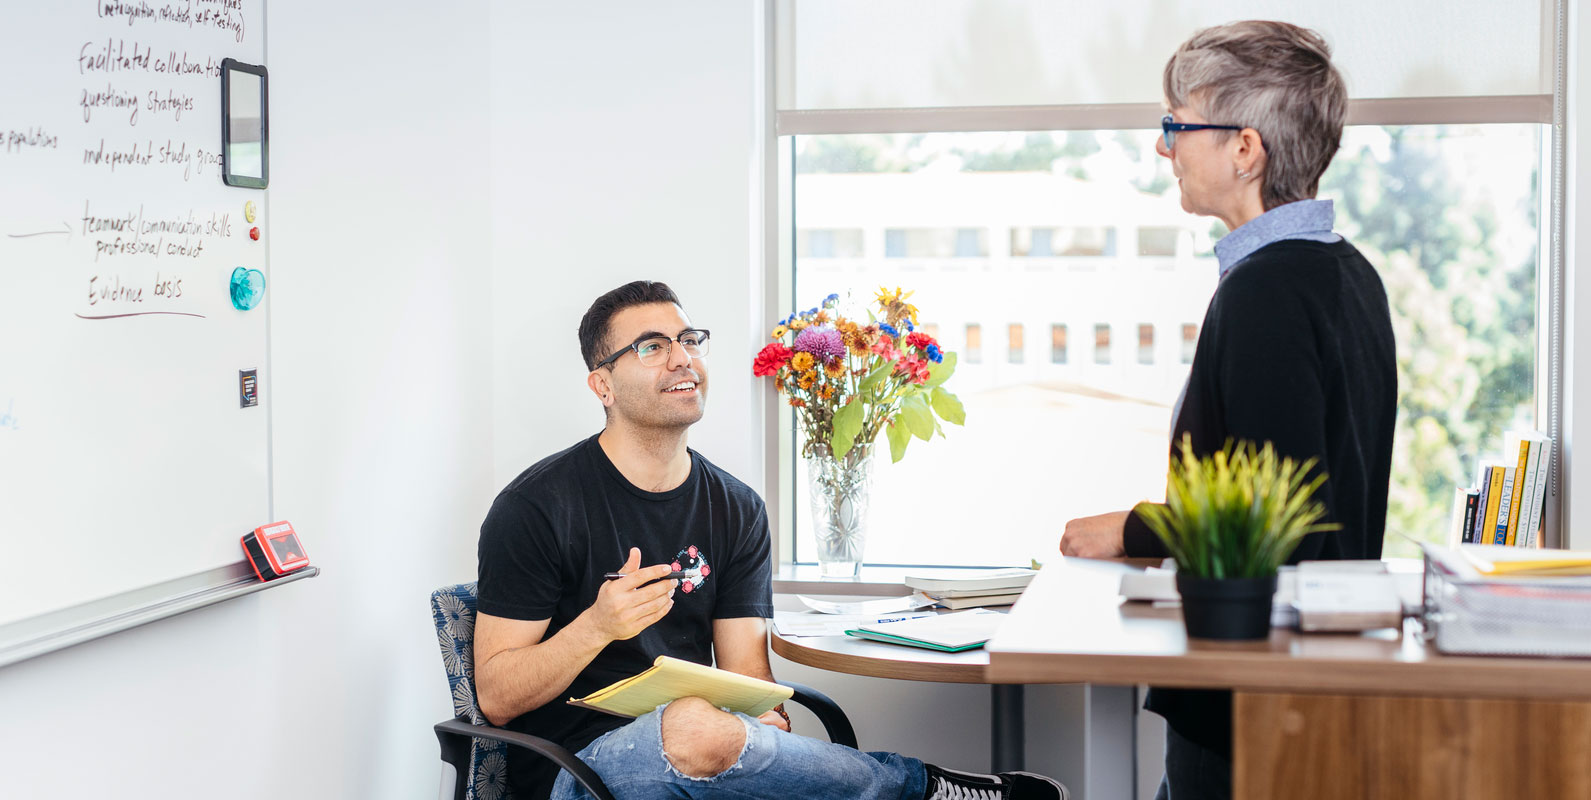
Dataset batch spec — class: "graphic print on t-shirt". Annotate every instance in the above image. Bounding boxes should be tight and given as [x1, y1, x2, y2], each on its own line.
[671, 545, 711, 594]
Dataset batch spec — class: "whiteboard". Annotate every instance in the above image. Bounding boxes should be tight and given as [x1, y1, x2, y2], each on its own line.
[0, 2, 269, 630]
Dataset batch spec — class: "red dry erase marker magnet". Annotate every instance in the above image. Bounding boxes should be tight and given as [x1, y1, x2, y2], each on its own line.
[241, 520, 309, 581]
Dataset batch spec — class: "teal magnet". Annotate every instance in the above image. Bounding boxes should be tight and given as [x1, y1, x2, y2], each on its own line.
[230, 267, 266, 311]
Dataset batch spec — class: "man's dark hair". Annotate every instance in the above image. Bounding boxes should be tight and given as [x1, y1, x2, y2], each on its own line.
[578, 280, 683, 371]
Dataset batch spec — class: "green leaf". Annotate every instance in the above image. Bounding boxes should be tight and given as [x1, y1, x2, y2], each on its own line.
[929, 387, 966, 426]
[831, 399, 864, 459]
[921, 352, 957, 389]
[887, 417, 912, 462]
[859, 361, 893, 394]
[900, 395, 935, 441]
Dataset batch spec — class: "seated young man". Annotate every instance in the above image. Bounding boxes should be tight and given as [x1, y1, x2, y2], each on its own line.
[475, 280, 1068, 800]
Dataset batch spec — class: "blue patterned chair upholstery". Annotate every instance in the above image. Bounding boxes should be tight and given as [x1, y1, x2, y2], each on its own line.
[431, 582, 858, 800]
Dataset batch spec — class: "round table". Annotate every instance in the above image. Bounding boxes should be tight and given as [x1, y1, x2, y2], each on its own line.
[772, 629, 1027, 772]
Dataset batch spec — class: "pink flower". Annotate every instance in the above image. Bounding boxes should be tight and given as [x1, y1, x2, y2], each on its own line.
[794, 326, 846, 362]
[687, 545, 699, 558]
[671, 561, 682, 571]
[681, 581, 694, 593]
[894, 354, 931, 384]
[870, 334, 899, 361]
[699, 565, 710, 577]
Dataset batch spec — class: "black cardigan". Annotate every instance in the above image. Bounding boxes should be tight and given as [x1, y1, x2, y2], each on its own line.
[1124, 238, 1397, 756]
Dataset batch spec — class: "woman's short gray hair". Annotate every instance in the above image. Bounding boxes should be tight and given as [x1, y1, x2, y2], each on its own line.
[1164, 21, 1347, 210]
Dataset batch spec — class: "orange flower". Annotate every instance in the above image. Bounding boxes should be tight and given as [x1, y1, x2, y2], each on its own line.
[797, 370, 817, 390]
[789, 397, 806, 408]
[824, 360, 845, 378]
[816, 383, 835, 400]
[790, 352, 815, 372]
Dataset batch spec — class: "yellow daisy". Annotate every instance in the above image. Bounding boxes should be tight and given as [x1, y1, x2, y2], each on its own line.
[772, 325, 789, 340]
[790, 352, 815, 372]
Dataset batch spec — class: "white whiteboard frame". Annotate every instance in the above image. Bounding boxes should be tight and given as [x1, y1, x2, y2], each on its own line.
[0, 562, 318, 668]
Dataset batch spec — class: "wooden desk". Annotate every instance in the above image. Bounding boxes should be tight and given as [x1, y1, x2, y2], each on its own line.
[772, 626, 1029, 772]
[987, 557, 1591, 799]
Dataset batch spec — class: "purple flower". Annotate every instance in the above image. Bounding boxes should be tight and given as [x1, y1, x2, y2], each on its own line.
[793, 325, 846, 362]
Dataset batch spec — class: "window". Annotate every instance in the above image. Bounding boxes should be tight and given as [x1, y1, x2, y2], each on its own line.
[1007, 324, 1024, 364]
[1093, 324, 1111, 365]
[789, 125, 1544, 565]
[1051, 324, 1068, 364]
[1138, 227, 1180, 257]
[1011, 227, 1116, 257]
[797, 228, 864, 259]
[885, 228, 985, 258]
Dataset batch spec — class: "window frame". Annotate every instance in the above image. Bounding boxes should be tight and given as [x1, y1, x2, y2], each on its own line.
[759, 38, 1567, 569]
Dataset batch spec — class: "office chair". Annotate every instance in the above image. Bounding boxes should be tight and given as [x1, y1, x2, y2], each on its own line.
[431, 582, 858, 800]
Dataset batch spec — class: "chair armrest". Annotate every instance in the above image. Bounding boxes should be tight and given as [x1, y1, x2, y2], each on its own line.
[778, 681, 858, 749]
[434, 718, 617, 800]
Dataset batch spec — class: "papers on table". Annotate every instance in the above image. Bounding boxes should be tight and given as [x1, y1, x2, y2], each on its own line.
[773, 609, 936, 638]
[846, 608, 1007, 652]
[797, 593, 937, 616]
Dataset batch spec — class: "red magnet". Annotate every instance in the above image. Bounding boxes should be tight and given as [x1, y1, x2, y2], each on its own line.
[249, 227, 260, 241]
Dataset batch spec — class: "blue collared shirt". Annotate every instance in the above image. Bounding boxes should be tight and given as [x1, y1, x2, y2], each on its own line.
[1212, 198, 1341, 279]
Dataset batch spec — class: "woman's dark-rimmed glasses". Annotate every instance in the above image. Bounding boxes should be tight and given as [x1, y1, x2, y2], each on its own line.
[1161, 114, 1245, 152]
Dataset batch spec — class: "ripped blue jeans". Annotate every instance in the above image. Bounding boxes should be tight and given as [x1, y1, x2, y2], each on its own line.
[549, 702, 928, 800]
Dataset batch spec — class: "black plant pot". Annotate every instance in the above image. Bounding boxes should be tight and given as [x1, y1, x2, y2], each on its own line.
[1175, 573, 1278, 640]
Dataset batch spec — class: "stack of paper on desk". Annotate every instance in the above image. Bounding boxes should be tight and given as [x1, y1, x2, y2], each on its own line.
[844, 608, 1007, 652]
[905, 568, 1036, 609]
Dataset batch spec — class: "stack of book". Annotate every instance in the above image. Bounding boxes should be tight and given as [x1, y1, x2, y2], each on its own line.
[904, 568, 1037, 610]
[1450, 431, 1552, 548]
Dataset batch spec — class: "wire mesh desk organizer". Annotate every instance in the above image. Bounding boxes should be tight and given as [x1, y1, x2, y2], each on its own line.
[1421, 544, 1591, 657]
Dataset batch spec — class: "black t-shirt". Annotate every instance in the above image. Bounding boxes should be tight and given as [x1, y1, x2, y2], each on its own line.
[476, 433, 774, 799]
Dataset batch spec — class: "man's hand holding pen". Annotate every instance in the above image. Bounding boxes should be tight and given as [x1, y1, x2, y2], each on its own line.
[584, 547, 677, 642]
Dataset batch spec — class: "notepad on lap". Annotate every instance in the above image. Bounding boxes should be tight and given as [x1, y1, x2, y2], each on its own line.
[845, 608, 1007, 652]
[568, 655, 793, 719]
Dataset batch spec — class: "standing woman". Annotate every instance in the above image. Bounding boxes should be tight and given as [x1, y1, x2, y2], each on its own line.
[1058, 21, 1397, 799]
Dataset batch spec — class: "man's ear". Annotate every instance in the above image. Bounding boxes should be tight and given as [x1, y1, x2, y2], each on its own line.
[587, 370, 613, 407]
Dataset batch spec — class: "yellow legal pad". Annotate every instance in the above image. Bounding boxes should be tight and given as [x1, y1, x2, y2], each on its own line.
[567, 655, 793, 719]
[1459, 545, 1591, 577]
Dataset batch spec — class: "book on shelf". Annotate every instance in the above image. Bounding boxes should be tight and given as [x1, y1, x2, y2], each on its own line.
[902, 568, 1036, 594]
[844, 608, 1006, 652]
[1451, 432, 1553, 548]
[929, 592, 1025, 610]
[567, 655, 791, 719]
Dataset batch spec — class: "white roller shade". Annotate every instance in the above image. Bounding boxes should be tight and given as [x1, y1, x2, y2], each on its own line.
[777, 0, 1551, 110]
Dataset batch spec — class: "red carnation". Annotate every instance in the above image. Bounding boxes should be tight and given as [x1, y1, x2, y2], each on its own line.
[905, 331, 937, 351]
[894, 354, 932, 385]
[753, 343, 794, 377]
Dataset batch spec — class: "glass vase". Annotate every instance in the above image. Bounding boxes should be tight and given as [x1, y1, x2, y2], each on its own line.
[806, 445, 874, 578]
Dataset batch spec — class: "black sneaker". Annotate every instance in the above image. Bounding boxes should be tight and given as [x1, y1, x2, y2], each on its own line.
[922, 764, 1070, 800]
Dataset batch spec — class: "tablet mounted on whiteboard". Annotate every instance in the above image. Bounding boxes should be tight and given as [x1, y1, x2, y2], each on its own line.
[220, 58, 269, 189]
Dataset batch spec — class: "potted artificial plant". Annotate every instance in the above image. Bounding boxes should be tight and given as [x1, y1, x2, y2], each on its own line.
[1134, 435, 1339, 640]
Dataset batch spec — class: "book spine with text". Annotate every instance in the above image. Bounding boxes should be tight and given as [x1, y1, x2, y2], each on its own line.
[1524, 438, 1553, 548]
[1505, 438, 1531, 546]
[1492, 467, 1515, 545]
[1471, 465, 1497, 545]
[1461, 489, 1480, 544]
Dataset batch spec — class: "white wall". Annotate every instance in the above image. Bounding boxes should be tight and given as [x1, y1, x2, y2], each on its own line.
[0, 1, 493, 797]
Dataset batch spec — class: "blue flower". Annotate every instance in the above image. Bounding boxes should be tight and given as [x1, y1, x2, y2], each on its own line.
[905, 320, 915, 332]
[926, 345, 943, 363]
[878, 323, 900, 338]
[824, 293, 840, 307]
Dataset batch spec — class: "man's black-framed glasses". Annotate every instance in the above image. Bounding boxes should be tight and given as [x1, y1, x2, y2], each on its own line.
[596, 328, 711, 369]
[1161, 114, 1244, 152]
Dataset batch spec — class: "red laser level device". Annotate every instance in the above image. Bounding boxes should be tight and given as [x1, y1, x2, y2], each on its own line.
[241, 521, 309, 581]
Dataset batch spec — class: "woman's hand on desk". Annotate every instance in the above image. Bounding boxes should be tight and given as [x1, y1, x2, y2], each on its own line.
[1060, 511, 1129, 559]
